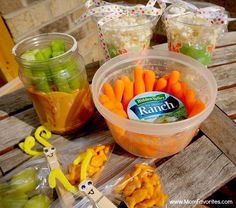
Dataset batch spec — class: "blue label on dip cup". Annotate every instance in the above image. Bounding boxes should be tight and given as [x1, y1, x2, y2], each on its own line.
[127, 92, 187, 123]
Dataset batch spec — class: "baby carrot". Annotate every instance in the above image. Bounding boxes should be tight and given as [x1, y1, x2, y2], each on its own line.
[123, 81, 134, 111]
[111, 108, 128, 118]
[188, 100, 205, 118]
[180, 81, 188, 97]
[114, 79, 125, 102]
[114, 101, 124, 110]
[166, 70, 180, 93]
[103, 101, 115, 110]
[144, 70, 156, 91]
[99, 94, 110, 104]
[154, 78, 167, 91]
[103, 83, 116, 101]
[184, 89, 196, 115]
[170, 82, 183, 100]
[121, 75, 131, 84]
[134, 66, 145, 95]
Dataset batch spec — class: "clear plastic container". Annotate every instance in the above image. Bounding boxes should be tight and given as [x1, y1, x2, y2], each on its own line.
[92, 50, 217, 158]
[99, 14, 159, 58]
[162, 5, 227, 65]
[13, 33, 94, 134]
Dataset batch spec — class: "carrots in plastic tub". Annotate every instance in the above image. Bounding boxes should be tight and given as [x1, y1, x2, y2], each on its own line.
[99, 67, 205, 119]
[66, 145, 111, 185]
[114, 164, 167, 208]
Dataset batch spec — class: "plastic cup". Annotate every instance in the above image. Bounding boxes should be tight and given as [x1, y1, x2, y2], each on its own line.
[163, 5, 227, 65]
[13, 33, 94, 134]
[92, 50, 217, 158]
[98, 14, 159, 58]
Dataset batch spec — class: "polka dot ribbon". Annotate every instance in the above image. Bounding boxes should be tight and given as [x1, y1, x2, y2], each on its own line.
[160, 0, 236, 25]
[77, 0, 166, 60]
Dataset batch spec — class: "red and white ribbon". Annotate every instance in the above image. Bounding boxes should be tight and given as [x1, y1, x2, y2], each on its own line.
[161, 0, 236, 25]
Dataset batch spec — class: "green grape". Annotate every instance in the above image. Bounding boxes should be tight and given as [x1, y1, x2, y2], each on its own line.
[21, 50, 36, 61]
[10, 168, 38, 194]
[0, 193, 28, 208]
[23, 194, 51, 208]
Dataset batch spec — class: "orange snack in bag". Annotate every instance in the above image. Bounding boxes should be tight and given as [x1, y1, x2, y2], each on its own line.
[66, 145, 110, 185]
[115, 164, 167, 208]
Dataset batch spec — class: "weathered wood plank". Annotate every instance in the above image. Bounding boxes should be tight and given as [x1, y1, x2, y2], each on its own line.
[216, 87, 236, 116]
[209, 44, 236, 67]
[0, 108, 106, 155]
[216, 32, 236, 47]
[158, 136, 236, 208]
[208, 62, 236, 89]
[0, 108, 40, 154]
[200, 106, 236, 165]
[0, 88, 32, 119]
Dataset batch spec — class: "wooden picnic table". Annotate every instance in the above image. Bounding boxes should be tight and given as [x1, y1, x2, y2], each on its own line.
[0, 31, 236, 208]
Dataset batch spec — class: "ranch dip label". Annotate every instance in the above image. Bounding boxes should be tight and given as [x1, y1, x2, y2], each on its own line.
[127, 92, 187, 123]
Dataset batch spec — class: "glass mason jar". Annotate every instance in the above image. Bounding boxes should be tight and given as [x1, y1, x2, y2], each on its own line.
[13, 33, 94, 134]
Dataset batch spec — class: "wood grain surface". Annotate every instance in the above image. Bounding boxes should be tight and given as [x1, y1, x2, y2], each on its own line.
[0, 32, 236, 204]
[158, 136, 236, 208]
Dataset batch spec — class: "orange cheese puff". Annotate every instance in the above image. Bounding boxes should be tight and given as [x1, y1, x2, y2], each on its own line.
[184, 89, 196, 114]
[114, 79, 125, 102]
[121, 75, 131, 84]
[123, 81, 134, 111]
[103, 83, 116, 101]
[144, 70, 156, 92]
[134, 66, 145, 96]
[154, 78, 167, 91]
[99, 94, 110, 104]
[166, 70, 180, 93]
[188, 100, 205, 118]
[111, 108, 128, 118]
[170, 82, 183, 100]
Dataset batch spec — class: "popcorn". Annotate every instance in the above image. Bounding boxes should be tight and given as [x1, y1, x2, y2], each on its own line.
[101, 14, 156, 58]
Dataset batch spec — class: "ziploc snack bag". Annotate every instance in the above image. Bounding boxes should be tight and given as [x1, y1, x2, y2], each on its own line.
[0, 157, 53, 208]
[100, 158, 168, 208]
[52, 134, 115, 186]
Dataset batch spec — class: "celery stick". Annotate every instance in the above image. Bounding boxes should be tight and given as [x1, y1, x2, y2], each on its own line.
[41, 47, 52, 59]
[34, 50, 45, 61]
[51, 39, 65, 52]
[52, 51, 64, 58]
[51, 66, 72, 93]
[64, 60, 81, 90]
[32, 71, 51, 93]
